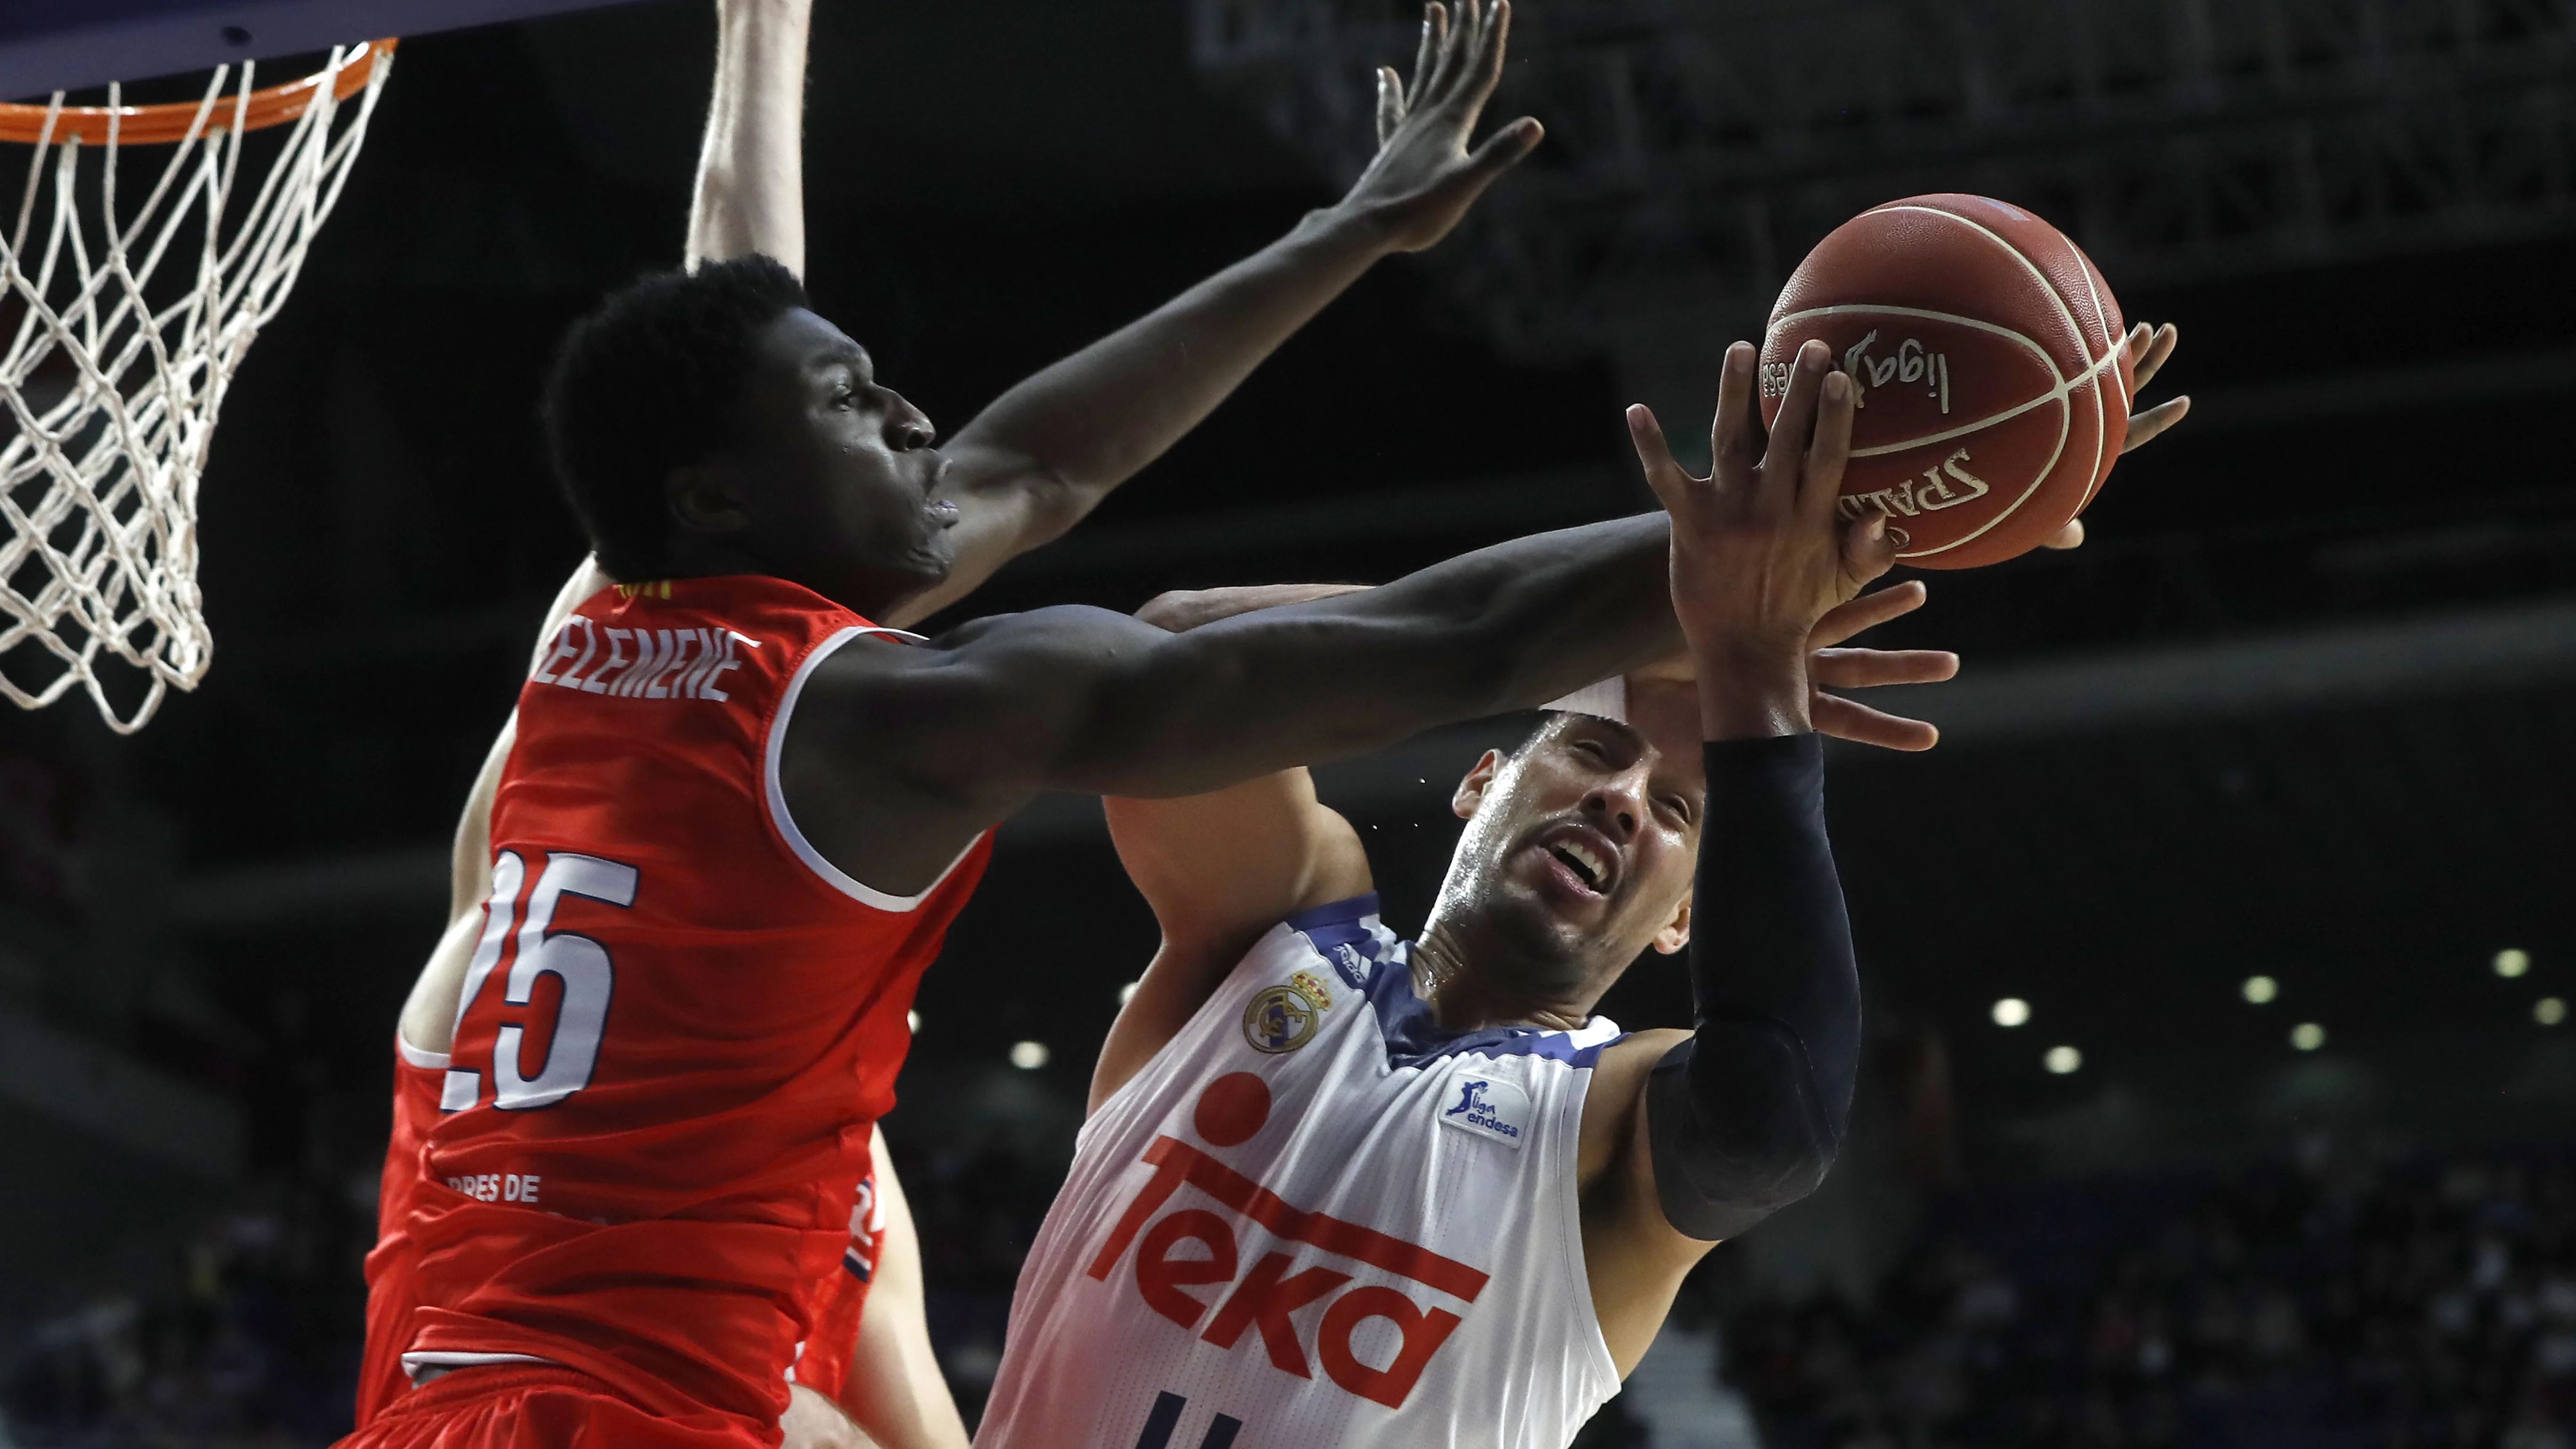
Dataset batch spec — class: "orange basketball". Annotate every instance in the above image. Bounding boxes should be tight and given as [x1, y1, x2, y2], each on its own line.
[1759, 194, 2133, 569]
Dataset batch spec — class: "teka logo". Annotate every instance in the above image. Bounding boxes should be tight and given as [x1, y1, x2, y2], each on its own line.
[1437, 1076, 1529, 1150]
[1087, 1073, 1488, 1409]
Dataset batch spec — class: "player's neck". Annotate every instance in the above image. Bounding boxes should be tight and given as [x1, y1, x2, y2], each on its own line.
[653, 538, 901, 619]
[1409, 922, 1590, 1035]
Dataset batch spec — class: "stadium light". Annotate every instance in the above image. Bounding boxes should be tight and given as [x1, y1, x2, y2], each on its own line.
[2538, 998, 2567, 1027]
[2497, 949, 2533, 978]
[2291, 1022, 2326, 1051]
[906, 1010, 920, 1033]
[1010, 1040, 1051, 1070]
[1119, 980, 1141, 1006]
[2242, 975, 2278, 1004]
[2045, 1045, 2081, 1074]
[1991, 998, 2030, 1027]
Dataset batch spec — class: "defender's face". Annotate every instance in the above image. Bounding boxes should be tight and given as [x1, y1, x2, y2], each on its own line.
[1444, 692, 1706, 982]
[725, 308, 957, 612]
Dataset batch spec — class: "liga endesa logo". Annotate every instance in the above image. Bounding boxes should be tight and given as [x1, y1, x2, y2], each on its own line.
[1084, 1072, 1489, 1409]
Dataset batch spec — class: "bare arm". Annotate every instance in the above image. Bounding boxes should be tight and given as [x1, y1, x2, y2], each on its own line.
[1092, 587, 1382, 1109]
[784, 513, 1682, 894]
[686, 0, 810, 275]
[886, 1, 1540, 626]
[833, 1127, 969, 1449]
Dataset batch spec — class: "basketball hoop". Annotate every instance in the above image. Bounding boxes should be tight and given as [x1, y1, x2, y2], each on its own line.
[0, 40, 395, 733]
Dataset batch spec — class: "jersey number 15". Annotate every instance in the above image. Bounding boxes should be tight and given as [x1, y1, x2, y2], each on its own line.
[442, 849, 638, 1114]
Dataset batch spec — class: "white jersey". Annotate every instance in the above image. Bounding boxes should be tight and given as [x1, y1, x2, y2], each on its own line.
[977, 895, 1624, 1449]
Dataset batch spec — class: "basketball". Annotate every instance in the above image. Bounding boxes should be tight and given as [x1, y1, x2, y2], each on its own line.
[1759, 194, 2133, 570]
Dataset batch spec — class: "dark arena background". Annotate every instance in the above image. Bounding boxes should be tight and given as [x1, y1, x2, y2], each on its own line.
[4, 0, 2576, 1445]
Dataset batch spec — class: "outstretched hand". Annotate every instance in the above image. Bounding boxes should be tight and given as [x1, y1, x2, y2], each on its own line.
[2040, 321, 2190, 550]
[1341, 0, 1544, 253]
[1634, 580, 1959, 750]
[1629, 338, 1896, 737]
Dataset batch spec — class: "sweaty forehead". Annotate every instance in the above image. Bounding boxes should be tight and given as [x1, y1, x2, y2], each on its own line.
[1534, 704, 1706, 793]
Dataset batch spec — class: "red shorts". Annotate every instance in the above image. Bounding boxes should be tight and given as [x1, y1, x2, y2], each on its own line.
[338, 1364, 773, 1449]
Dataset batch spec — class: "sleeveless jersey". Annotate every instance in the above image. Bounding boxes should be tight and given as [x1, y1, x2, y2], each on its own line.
[357, 1035, 448, 1428]
[400, 574, 990, 1435]
[976, 895, 1624, 1449]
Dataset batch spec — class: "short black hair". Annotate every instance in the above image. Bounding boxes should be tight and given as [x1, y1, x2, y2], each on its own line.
[540, 254, 810, 580]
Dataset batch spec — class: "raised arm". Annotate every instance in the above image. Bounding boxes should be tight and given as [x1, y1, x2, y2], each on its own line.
[1578, 339, 1883, 1372]
[1090, 588, 1377, 1112]
[687, 0, 810, 275]
[782, 511, 1680, 894]
[890, 0, 1541, 625]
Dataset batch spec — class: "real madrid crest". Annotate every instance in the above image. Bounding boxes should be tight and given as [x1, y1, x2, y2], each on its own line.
[1242, 980, 1325, 1054]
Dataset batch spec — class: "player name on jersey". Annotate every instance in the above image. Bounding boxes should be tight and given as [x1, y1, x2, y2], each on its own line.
[530, 615, 760, 701]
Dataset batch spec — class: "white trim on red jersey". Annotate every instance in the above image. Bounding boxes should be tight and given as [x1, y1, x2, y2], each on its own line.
[395, 1033, 449, 1071]
[765, 624, 984, 913]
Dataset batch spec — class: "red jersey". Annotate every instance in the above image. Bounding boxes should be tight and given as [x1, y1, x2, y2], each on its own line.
[784, 1164, 886, 1404]
[356, 1035, 446, 1427]
[400, 575, 990, 1436]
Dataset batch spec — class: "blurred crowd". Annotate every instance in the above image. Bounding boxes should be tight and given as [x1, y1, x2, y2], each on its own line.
[1, 1175, 370, 1447]
[12, 1139, 2576, 1447]
[1724, 1147, 2576, 1449]
[0, 1136, 1065, 1447]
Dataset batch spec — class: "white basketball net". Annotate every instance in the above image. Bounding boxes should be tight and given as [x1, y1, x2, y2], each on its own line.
[0, 46, 392, 733]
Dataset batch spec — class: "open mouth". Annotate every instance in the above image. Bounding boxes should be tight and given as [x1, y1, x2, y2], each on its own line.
[1534, 825, 1619, 900]
[1548, 839, 1608, 890]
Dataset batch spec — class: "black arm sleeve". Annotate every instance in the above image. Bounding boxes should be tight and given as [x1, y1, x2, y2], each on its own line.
[1643, 732, 1861, 1241]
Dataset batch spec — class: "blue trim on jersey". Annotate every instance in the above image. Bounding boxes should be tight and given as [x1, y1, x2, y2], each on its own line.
[1287, 894, 1389, 993]
[1281, 893, 1620, 1067]
[1363, 940, 1621, 1070]
[1284, 893, 1380, 934]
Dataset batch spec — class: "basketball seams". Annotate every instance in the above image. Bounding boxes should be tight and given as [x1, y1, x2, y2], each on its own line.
[2070, 248, 2125, 511]
[1765, 303, 2057, 455]
[1773, 196, 2129, 565]
[1900, 397, 2073, 560]
[1864, 201, 2114, 555]
[1862, 203, 2093, 372]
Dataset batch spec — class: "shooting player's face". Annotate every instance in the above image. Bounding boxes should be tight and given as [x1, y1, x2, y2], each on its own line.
[706, 308, 958, 613]
[1439, 686, 1705, 996]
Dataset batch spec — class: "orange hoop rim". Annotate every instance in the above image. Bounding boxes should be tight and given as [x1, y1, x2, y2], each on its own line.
[0, 39, 397, 147]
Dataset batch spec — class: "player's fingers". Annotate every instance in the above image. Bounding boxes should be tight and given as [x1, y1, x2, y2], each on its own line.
[1376, 67, 1405, 145]
[2131, 321, 2180, 393]
[1842, 509, 1898, 585]
[1800, 370, 1856, 524]
[1626, 404, 1696, 514]
[2041, 518, 2085, 549]
[1416, 3, 1451, 101]
[1705, 342, 1760, 490]
[1811, 645, 1959, 689]
[1758, 339, 1829, 517]
[1812, 693, 1940, 752]
[1464, 117, 1542, 180]
[1808, 579, 1928, 648]
[2122, 394, 2190, 453]
[1464, 0, 1511, 116]
[1410, 3, 1440, 100]
[1425, 0, 1469, 103]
